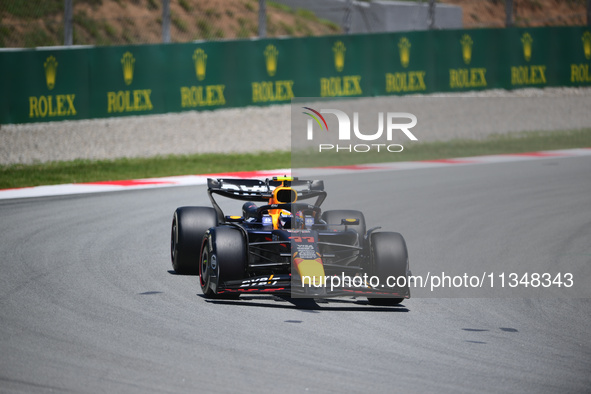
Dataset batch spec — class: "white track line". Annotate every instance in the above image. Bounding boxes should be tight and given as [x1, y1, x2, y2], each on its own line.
[1, 149, 590, 200]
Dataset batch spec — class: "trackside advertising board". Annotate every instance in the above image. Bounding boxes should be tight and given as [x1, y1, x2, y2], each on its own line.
[1, 26, 590, 124]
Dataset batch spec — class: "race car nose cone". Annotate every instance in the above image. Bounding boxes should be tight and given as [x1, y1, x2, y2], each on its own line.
[295, 258, 326, 287]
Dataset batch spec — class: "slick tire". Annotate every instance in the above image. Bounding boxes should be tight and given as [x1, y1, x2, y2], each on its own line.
[367, 232, 409, 306]
[321, 209, 366, 240]
[171, 207, 218, 275]
[199, 226, 247, 298]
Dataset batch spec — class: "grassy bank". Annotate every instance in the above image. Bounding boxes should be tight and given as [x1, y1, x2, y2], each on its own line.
[0, 151, 290, 189]
[293, 128, 591, 168]
[1, 128, 590, 189]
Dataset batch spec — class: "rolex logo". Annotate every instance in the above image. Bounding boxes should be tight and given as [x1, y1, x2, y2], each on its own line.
[521, 33, 533, 62]
[264, 44, 278, 77]
[460, 34, 473, 65]
[583, 31, 591, 60]
[121, 52, 135, 85]
[398, 37, 411, 68]
[44, 56, 58, 90]
[333, 41, 346, 72]
[193, 48, 207, 81]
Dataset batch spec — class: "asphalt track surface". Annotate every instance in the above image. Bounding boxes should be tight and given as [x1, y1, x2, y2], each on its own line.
[1, 156, 590, 393]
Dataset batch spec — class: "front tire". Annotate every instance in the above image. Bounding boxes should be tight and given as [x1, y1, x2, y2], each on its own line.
[200, 226, 247, 298]
[171, 207, 218, 275]
[367, 232, 410, 306]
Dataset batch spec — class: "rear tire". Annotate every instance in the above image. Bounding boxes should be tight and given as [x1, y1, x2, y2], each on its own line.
[171, 207, 218, 275]
[367, 232, 409, 306]
[200, 226, 247, 298]
[321, 209, 366, 239]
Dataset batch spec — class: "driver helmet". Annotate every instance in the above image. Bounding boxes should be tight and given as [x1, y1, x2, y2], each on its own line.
[242, 202, 258, 221]
[293, 210, 305, 229]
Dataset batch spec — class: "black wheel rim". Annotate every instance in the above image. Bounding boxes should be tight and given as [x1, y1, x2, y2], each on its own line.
[170, 219, 177, 262]
[200, 248, 209, 288]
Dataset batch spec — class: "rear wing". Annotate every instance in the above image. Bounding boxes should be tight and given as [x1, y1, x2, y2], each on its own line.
[207, 177, 327, 217]
[207, 178, 273, 202]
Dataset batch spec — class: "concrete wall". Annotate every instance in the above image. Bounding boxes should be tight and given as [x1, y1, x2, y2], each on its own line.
[272, 0, 462, 33]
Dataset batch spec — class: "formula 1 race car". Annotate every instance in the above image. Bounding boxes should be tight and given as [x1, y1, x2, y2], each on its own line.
[170, 177, 410, 305]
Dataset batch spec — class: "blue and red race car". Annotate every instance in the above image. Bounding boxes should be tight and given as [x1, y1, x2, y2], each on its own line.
[170, 177, 410, 305]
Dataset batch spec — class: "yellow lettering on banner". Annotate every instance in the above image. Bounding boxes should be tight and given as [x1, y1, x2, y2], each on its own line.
[28, 94, 77, 118]
[66, 95, 76, 115]
[319, 75, 362, 97]
[29, 97, 38, 118]
[570, 64, 591, 83]
[56, 95, 65, 116]
[180, 85, 226, 107]
[107, 92, 117, 113]
[251, 80, 294, 103]
[385, 71, 427, 93]
[107, 89, 153, 113]
[510, 65, 547, 86]
[449, 68, 487, 89]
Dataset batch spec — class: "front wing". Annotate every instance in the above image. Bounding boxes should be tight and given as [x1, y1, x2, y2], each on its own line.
[216, 274, 410, 299]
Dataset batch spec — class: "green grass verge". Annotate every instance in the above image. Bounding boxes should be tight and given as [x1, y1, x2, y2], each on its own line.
[1, 128, 589, 190]
[0, 151, 290, 190]
[293, 128, 591, 167]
